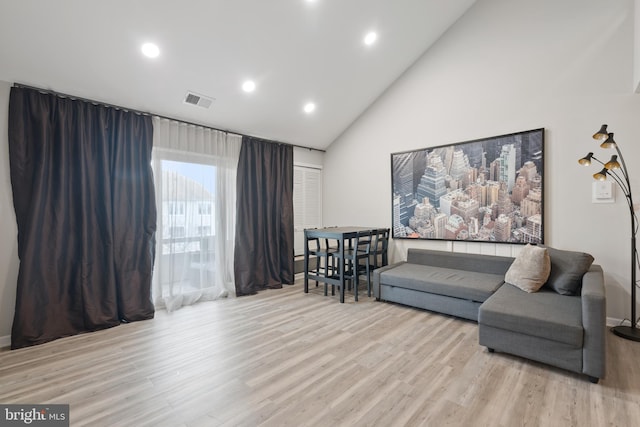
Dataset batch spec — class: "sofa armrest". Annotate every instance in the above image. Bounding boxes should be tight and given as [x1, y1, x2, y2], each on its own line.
[581, 264, 606, 379]
[373, 261, 406, 299]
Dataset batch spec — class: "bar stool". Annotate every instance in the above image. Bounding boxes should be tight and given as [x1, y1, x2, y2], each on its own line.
[337, 230, 373, 301]
[305, 232, 337, 290]
[371, 228, 390, 270]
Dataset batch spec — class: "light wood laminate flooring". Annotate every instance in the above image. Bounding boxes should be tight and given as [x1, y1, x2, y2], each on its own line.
[1, 279, 639, 426]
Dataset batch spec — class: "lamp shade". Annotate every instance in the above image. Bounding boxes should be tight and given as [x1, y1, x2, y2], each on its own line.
[593, 168, 608, 181]
[605, 155, 621, 170]
[600, 133, 616, 149]
[578, 152, 594, 166]
[593, 124, 608, 140]
[593, 125, 609, 139]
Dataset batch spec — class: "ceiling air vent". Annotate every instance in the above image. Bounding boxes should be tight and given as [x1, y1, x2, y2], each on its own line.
[183, 91, 214, 109]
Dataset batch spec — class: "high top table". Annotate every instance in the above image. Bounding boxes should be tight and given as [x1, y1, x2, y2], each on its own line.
[303, 226, 378, 303]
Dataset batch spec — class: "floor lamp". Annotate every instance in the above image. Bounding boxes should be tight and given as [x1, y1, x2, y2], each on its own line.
[579, 124, 640, 341]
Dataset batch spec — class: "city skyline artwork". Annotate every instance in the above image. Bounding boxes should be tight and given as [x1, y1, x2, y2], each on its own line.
[390, 128, 544, 244]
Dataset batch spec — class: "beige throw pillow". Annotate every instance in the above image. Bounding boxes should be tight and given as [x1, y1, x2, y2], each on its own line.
[505, 244, 551, 293]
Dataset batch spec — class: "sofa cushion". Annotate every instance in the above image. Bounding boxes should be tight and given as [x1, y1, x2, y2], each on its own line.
[504, 244, 551, 293]
[379, 263, 504, 303]
[543, 246, 594, 295]
[479, 283, 583, 347]
[406, 249, 514, 275]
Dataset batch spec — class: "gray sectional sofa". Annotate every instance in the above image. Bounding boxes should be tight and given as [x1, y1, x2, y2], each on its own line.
[372, 248, 606, 383]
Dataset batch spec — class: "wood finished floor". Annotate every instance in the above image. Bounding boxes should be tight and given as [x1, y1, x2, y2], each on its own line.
[1, 279, 639, 427]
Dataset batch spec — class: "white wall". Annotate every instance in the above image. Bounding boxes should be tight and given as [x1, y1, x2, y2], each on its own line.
[293, 146, 324, 167]
[635, 0, 640, 92]
[324, 0, 640, 323]
[0, 80, 18, 346]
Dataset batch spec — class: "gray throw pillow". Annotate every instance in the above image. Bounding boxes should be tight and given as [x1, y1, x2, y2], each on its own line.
[543, 246, 594, 295]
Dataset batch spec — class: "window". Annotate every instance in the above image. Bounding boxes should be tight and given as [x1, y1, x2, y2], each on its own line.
[198, 226, 212, 236]
[293, 164, 323, 256]
[198, 202, 212, 215]
[169, 226, 186, 238]
[155, 159, 216, 255]
[151, 117, 241, 311]
[168, 202, 185, 215]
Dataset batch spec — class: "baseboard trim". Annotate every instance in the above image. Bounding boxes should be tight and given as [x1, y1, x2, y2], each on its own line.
[0, 334, 10, 349]
[607, 316, 626, 327]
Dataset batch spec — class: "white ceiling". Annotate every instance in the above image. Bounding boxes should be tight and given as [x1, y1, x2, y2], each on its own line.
[0, 0, 475, 150]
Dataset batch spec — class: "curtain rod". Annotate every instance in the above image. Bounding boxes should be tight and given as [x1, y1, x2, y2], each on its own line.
[13, 83, 326, 153]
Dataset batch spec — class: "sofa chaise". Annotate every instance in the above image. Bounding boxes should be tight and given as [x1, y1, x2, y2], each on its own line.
[372, 247, 606, 383]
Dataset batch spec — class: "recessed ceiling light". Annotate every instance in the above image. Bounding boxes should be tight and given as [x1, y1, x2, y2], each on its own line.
[242, 80, 256, 93]
[303, 102, 316, 114]
[141, 42, 160, 58]
[364, 31, 378, 46]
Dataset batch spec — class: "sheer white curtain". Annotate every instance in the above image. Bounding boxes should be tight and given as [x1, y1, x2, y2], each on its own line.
[152, 117, 241, 311]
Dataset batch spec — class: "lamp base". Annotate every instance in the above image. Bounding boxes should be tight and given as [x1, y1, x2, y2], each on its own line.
[611, 325, 640, 342]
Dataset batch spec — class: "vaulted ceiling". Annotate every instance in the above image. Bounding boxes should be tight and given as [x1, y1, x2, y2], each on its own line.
[0, 0, 476, 150]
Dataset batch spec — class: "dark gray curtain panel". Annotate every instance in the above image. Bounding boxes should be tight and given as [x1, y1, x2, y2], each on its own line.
[8, 87, 157, 349]
[234, 136, 294, 296]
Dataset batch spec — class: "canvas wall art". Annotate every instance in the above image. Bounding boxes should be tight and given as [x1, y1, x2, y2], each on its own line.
[391, 128, 544, 244]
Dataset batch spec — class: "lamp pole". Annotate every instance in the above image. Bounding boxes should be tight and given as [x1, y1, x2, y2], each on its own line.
[610, 143, 640, 341]
[582, 125, 640, 341]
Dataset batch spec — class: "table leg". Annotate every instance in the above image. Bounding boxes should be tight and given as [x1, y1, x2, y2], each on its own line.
[339, 236, 345, 303]
[304, 233, 309, 293]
